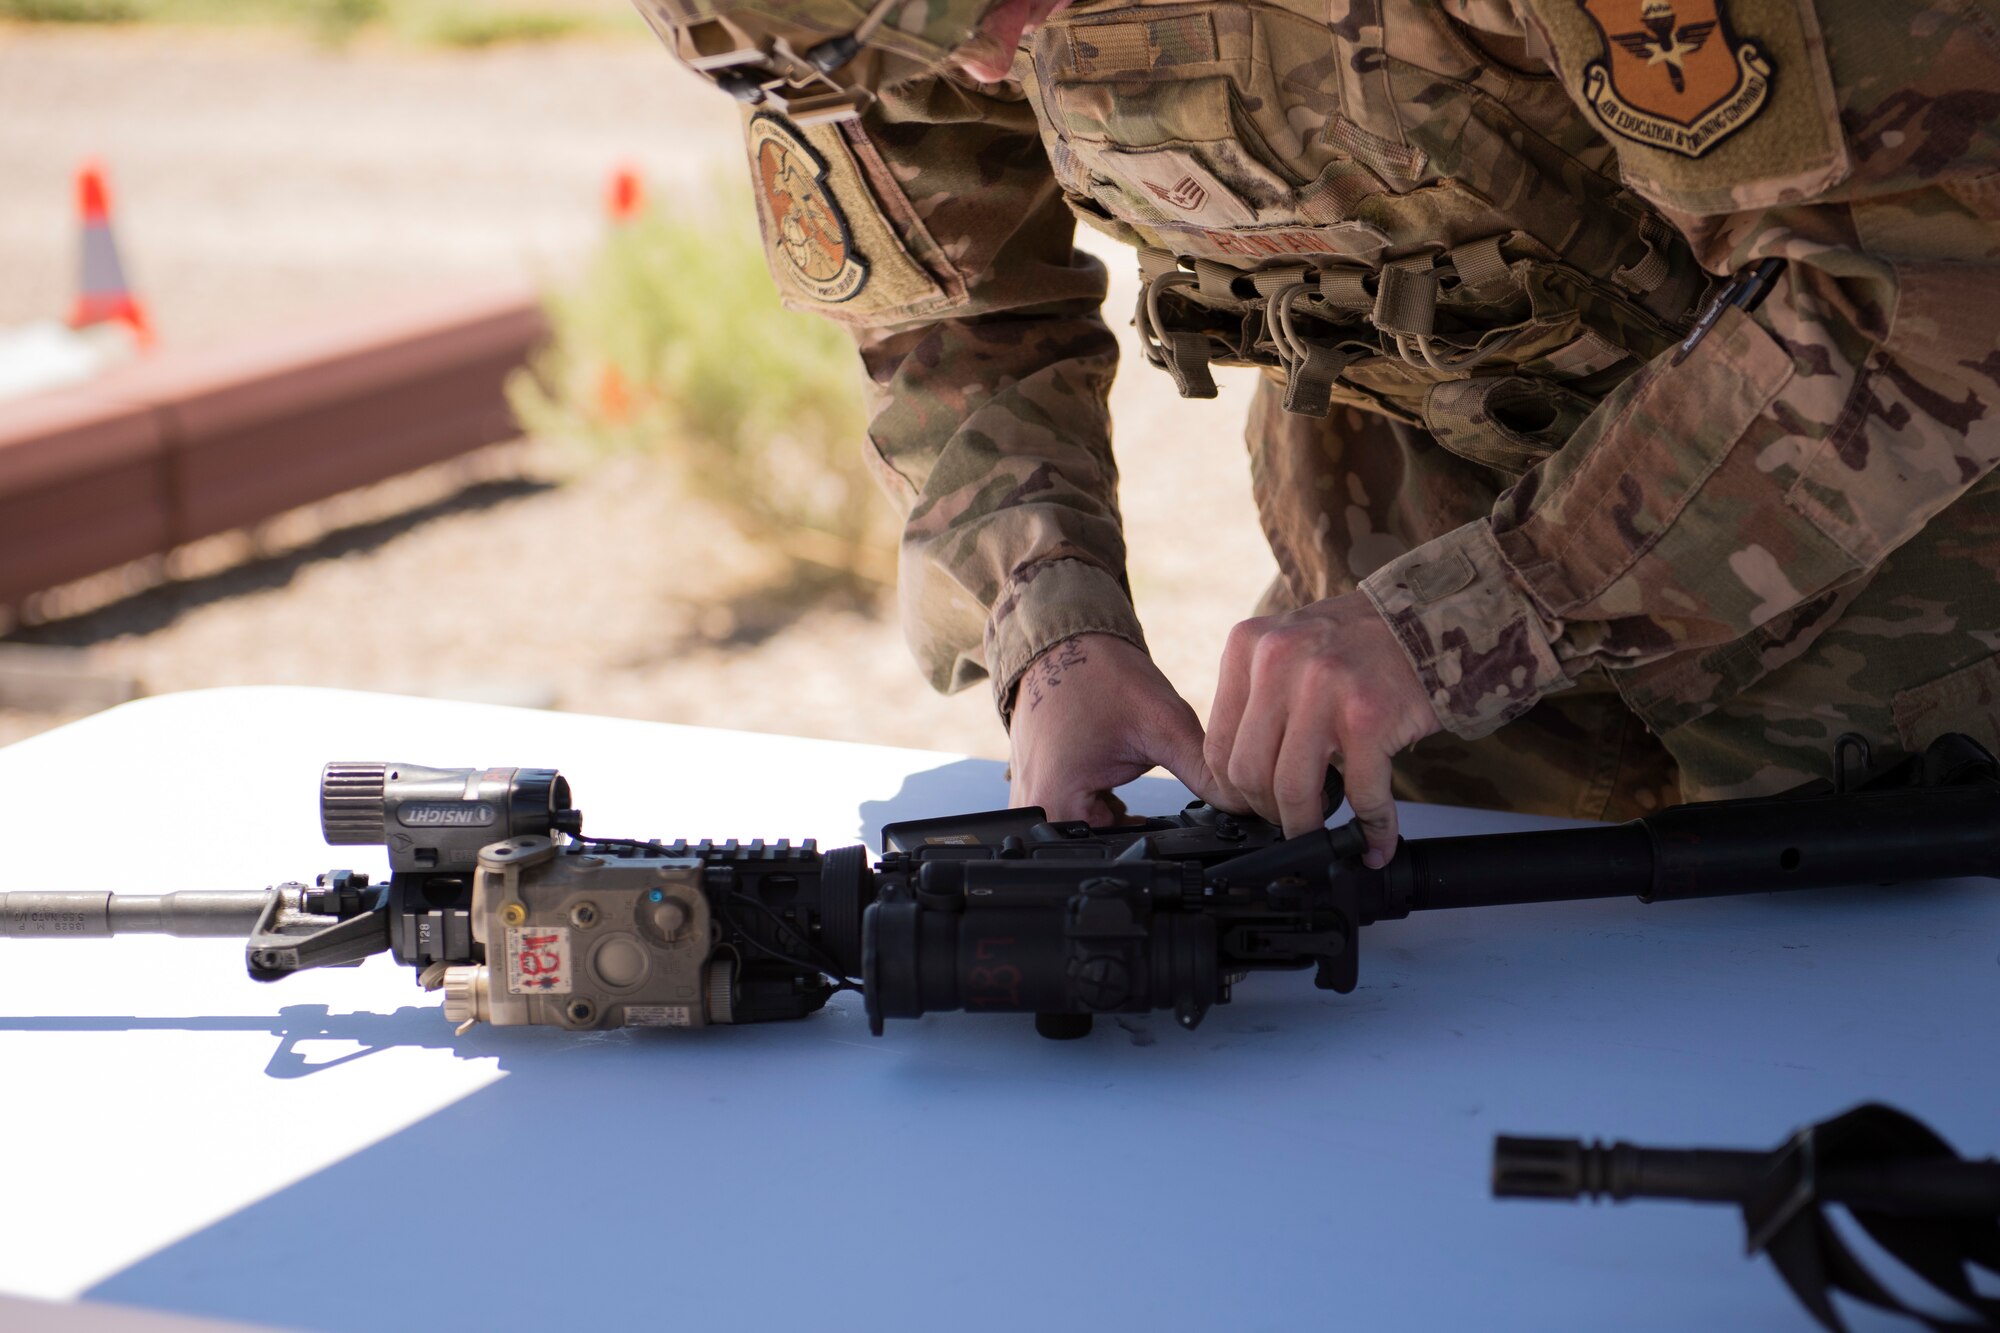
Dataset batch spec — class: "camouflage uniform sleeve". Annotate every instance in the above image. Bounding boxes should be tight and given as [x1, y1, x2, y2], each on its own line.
[743, 74, 1136, 722]
[1362, 0, 2000, 739]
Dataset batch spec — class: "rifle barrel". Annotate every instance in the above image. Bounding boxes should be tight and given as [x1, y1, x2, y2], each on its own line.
[1, 891, 275, 939]
[1402, 784, 2000, 914]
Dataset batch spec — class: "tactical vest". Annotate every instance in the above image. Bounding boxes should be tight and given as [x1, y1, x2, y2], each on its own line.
[1019, 0, 1716, 475]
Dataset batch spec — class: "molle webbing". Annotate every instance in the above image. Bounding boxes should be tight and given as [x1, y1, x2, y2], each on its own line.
[1616, 214, 1706, 325]
[1372, 262, 1438, 338]
[1134, 226, 1710, 421]
[1450, 235, 1512, 293]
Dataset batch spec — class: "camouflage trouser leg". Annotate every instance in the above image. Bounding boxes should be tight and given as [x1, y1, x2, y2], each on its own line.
[1245, 379, 1681, 822]
[1658, 464, 2000, 799]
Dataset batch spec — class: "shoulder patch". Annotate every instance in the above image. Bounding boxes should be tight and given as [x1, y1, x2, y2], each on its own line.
[1523, 0, 1851, 214]
[749, 113, 869, 304]
[1577, 0, 1770, 158]
[744, 112, 952, 322]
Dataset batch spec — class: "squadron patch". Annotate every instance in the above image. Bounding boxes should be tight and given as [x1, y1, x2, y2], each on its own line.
[749, 114, 869, 304]
[1576, 0, 1772, 158]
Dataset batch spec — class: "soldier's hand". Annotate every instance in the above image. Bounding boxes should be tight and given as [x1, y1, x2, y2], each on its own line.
[950, 0, 1073, 82]
[1008, 633, 1223, 826]
[1205, 592, 1441, 866]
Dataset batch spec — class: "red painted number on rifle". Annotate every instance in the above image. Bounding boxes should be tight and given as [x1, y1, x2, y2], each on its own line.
[967, 936, 1021, 1008]
[518, 933, 562, 975]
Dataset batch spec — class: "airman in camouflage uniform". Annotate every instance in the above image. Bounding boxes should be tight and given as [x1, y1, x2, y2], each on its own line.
[640, 0, 2000, 863]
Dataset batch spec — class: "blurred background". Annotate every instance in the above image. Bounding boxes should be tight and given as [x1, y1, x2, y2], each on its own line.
[0, 2, 1276, 762]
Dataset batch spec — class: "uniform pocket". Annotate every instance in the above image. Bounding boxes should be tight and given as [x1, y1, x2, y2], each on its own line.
[1783, 260, 2000, 567]
[1492, 304, 1862, 640]
[1894, 652, 2000, 760]
[1052, 75, 1304, 220]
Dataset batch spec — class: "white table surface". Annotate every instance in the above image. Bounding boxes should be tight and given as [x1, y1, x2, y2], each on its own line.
[0, 687, 1993, 1332]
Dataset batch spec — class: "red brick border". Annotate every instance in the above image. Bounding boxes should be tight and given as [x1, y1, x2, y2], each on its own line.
[0, 287, 546, 609]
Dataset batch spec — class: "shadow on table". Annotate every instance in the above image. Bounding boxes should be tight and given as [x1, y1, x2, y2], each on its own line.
[0, 1004, 538, 1080]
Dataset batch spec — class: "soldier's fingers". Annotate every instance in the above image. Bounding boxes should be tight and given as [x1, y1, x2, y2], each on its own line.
[1081, 790, 1128, 828]
[1342, 746, 1400, 868]
[1222, 685, 1286, 827]
[1032, 783, 1106, 827]
[1273, 719, 1335, 839]
[1145, 697, 1229, 811]
[1097, 787, 1140, 827]
[1009, 756, 1068, 819]
[1203, 621, 1259, 812]
[950, 0, 1044, 80]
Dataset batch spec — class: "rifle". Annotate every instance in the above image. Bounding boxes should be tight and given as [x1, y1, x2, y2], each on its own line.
[1496, 1103, 2000, 1332]
[3, 733, 1996, 1040]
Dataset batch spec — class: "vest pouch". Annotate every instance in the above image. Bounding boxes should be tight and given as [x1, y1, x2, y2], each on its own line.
[1063, 192, 1151, 253]
[1055, 75, 1299, 226]
[1422, 375, 1599, 477]
[1419, 251, 1653, 391]
[1036, 6, 1502, 263]
[1517, 259, 1688, 374]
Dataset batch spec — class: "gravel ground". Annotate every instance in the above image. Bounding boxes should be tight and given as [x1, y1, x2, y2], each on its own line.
[0, 27, 1277, 764]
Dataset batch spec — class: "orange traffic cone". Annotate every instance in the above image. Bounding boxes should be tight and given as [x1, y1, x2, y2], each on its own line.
[594, 362, 634, 424]
[606, 164, 645, 225]
[594, 164, 647, 422]
[68, 160, 154, 349]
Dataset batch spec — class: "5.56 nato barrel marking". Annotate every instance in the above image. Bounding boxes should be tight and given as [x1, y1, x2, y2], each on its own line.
[7, 906, 92, 934]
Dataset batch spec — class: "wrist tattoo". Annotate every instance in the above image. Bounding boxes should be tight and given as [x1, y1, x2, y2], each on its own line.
[1023, 636, 1089, 713]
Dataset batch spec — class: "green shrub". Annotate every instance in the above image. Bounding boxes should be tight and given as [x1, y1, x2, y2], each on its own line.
[397, 4, 586, 46]
[0, 0, 379, 39]
[0, 0, 141, 21]
[508, 183, 893, 593]
[304, 0, 383, 44]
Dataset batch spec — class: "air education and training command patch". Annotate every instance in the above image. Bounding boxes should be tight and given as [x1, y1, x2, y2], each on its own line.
[1529, 0, 1848, 213]
[749, 113, 870, 304]
[1577, 0, 1771, 158]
